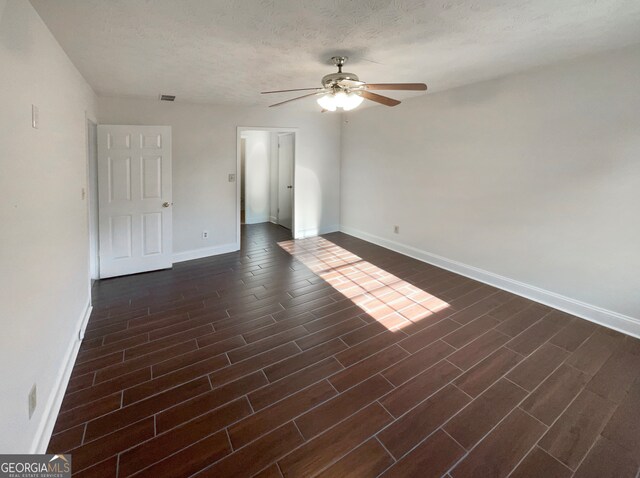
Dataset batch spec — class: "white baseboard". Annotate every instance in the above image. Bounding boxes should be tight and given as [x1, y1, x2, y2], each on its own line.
[245, 217, 270, 225]
[172, 243, 239, 263]
[31, 300, 92, 453]
[340, 226, 640, 339]
[295, 224, 341, 239]
[269, 216, 278, 224]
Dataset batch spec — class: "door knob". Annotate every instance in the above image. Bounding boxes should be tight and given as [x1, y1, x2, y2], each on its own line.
[287, 185, 293, 189]
[162, 202, 171, 208]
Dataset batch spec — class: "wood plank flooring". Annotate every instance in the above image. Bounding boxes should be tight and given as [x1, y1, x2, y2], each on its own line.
[48, 223, 640, 477]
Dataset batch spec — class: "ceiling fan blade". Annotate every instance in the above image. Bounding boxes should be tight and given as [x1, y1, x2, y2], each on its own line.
[365, 83, 427, 91]
[268, 92, 322, 107]
[261, 87, 322, 94]
[360, 91, 401, 107]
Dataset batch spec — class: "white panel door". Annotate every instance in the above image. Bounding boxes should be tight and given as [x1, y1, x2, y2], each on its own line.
[97, 125, 172, 278]
[277, 133, 294, 230]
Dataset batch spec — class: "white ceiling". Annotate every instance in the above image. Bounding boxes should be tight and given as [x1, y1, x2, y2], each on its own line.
[31, 0, 640, 109]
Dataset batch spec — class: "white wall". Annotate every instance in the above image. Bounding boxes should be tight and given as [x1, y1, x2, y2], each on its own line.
[242, 131, 271, 224]
[341, 45, 640, 333]
[0, 0, 97, 453]
[97, 98, 342, 256]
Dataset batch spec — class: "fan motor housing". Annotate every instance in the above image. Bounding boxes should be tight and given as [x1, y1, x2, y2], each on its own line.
[321, 72, 360, 89]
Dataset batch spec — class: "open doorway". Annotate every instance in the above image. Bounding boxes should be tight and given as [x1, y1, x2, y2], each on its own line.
[237, 127, 297, 243]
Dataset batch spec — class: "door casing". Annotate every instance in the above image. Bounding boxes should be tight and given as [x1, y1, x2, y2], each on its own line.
[86, 118, 99, 281]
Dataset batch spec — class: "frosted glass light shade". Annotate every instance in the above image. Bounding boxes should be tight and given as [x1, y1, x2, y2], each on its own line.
[317, 94, 337, 111]
[333, 91, 347, 108]
[343, 93, 364, 111]
[317, 92, 363, 111]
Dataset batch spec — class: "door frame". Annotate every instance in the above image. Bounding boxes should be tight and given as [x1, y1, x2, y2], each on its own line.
[236, 127, 298, 246]
[85, 115, 99, 283]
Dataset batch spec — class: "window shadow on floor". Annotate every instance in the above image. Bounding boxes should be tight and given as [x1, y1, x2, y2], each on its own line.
[279, 236, 450, 333]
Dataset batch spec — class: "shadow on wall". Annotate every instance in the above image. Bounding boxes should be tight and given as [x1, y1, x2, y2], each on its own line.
[279, 236, 450, 332]
[294, 165, 323, 236]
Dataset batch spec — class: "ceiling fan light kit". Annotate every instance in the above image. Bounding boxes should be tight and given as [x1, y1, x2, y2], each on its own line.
[261, 56, 427, 111]
[317, 90, 364, 111]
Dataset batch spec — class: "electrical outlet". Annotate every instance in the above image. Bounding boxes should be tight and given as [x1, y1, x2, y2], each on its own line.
[202, 231, 209, 239]
[394, 225, 400, 234]
[28, 384, 37, 419]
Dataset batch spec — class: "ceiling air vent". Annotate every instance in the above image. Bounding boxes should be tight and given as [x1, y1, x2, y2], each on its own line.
[159, 94, 176, 101]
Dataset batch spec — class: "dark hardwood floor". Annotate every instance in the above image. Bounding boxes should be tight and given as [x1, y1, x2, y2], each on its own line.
[48, 223, 640, 477]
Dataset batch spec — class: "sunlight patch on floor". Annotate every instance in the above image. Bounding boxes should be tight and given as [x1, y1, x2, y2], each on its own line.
[279, 236, 450, 331]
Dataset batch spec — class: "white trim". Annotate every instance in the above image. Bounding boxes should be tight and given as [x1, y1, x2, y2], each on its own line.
[172, 243, 239, 263]
[245, 216, 271, 225]
[340, 226, 640, 339]
[78, 302, 92, 341]
[269, 215, 278, 224]
[297, 224, 341, 239]
[85, 115, 99, 282]
[31, 300, 92, 453]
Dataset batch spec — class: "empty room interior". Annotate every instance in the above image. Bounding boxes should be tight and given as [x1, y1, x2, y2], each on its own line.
[2, 0, 640, 476]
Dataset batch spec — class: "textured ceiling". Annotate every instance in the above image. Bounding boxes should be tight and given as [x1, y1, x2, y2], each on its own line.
[31, 0, 640, 109]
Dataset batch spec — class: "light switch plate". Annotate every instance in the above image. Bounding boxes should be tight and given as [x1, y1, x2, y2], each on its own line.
[228, 173, 236, 182]
[28, 384, 37, 419]
[32, 105, 39, 129]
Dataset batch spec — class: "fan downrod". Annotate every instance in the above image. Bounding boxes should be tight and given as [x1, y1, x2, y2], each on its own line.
[331, 56, 347, 73]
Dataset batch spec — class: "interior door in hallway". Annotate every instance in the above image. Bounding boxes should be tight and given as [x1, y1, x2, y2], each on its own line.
[97, 125, 172, 278]
[278, 133, 294, 230]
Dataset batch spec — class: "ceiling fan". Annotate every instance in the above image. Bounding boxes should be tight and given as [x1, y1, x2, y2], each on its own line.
[261, 56, 427, 111]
